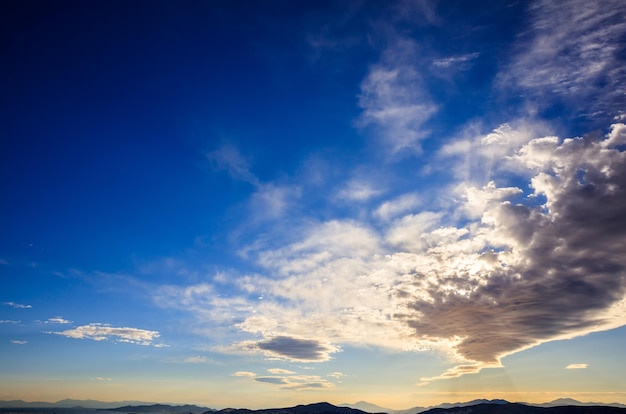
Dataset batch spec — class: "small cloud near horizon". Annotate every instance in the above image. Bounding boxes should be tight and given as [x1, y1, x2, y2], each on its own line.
[565, 363, 589, 369]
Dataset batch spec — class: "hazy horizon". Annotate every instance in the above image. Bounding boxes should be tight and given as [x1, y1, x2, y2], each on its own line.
[1, 0, 625, 410]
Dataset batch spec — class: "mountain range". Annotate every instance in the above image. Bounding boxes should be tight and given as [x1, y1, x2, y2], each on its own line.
[340, 399, 626, 413]
[2, 399, 626, 414]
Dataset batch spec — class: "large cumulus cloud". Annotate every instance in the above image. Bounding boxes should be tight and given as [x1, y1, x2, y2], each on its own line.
[195, 122, 626, 381]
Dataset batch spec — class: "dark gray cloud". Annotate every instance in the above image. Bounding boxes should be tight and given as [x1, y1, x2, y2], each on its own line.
[256, 336, 336, 362]
[254, 377, 287, 385]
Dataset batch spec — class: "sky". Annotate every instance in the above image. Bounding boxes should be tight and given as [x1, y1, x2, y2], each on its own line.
[1, 0, 626, 410]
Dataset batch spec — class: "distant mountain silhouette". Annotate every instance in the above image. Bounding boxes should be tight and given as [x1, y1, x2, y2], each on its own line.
[532, 400, 626, 409]
[0, 400, 159, 409]
[2, 400, 626, 414]
[420, 402, 626, 414]
[339, 402, 395, 414]
[103, 404, 212, 414]
[213, 402, 380, 414]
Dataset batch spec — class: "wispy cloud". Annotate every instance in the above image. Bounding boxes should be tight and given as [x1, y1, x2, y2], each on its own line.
[206, 144, 260, 186]
[53, 323, 164, 347]
[10, 340, 28, 345]
[183, 356, 209, 364]
[337, 179, 383, 202]
[358, 37, 437, 154]
[0, 320, 20, 324]
[500, 0, 626, 119]
[3, 301, 32, 309]
[432, 52, 480, 69]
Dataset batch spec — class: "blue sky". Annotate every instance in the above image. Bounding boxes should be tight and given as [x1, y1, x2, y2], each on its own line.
[1, 0, 626, 409]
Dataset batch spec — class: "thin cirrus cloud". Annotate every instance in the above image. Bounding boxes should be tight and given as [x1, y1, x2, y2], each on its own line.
[53, 323, 165, 347]
[3, 301, 32, 309]
[499, 0, 626, 116]
[357, 37, 437, 154]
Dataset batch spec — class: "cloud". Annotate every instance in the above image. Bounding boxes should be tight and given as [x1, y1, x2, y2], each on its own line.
[206, 144, 259, 186]
[156, 120, 626, 385]
[565, 363, 589, 369]
[254, 377, 288, 385]
[235, 370, 335, 390]
[233, 371, 256, 377]
[432, 53, 480, 69]
[248, 336, 339, 362]
[44, 317, 72, 324]
[10, 340, 27, 345]
[53, 323, 164, 347]
[250, 183, 301, 220]
[267, 368, 295, 375]
[337, 180, 383, 202]
[3, 301, 32, 309]
[358, 37, 437, 154]
[183, 356, 208, 364]
[95, 377, 113, 381]
[500, 0, 626, 118]
[374, 193, 421, 221]
[0, 320, 19, 324]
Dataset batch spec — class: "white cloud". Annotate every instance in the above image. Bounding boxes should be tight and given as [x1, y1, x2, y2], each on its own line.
[267, 368, 295, 375]
[10, 340, 27, 345]
[53, 323, 163, 347]
[3, 301, 32, 309]
[250, 183, 301, 220]
[233, 371, 256, 377]
[337, 180, 383, 202]
[44, 317, 72, 324]
[565, 363, 588, 369]
[0, 320, 19, 324]
[374, 193, 421, 221]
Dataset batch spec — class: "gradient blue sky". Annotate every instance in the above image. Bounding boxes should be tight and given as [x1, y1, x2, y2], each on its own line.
[1, 0, 626, 409]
